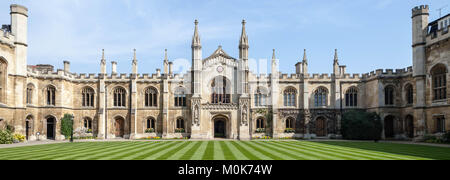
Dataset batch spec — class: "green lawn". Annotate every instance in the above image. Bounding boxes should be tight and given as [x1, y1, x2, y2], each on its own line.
[0, 141, 449, 160]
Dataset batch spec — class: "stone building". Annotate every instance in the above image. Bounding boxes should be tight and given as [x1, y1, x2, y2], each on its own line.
[0, 4, 448, 141]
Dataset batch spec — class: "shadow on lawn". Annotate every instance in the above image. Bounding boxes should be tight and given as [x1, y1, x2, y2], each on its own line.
[313, 141, 450, 160]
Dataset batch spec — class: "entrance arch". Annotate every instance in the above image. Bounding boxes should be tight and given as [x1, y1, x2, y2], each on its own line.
[384, 115, 395, 138]
[114, 116, 125, 138]
[213, 115, 228, 138]
[405, 115, 414, 138]
[25, 115, 33, 140]
[46, 116, 56, 140]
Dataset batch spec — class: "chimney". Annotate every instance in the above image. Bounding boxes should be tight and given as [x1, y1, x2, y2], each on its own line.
[156, 69, 161, 77]
[111, 61, 117, 74]
[63, 61, 70, 72]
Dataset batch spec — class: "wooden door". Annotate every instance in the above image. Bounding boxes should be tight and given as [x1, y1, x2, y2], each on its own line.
[384, 116, 395, 138]
[316, 117, 327, 137]
[115, 118, 124, 137]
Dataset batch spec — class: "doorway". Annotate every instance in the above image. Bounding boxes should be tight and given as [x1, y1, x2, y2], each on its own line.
[214, 118, 226, 138]
[316, 117, 327, 137]
[384, 115, 395, 138]
[115, 117, 125, 138]
[46, 117, 56, 140]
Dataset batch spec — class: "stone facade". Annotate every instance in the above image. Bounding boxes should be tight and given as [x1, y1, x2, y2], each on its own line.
[0, 4, 448, 141]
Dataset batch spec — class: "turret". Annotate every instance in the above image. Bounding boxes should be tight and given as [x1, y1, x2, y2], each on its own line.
[271, 49, 278, 78]
[296, 49, 308, 75]
[333, 49, 340, 76]
[63, 61, 70, 73]
[10, 4, 28, 76]
[192, 20, 202, 96]
[412, 5, 429, 77]
[239, 19, 249, 64]
[132, 49, 138, 74]
[100, 49, 106, 74]
[163, 49, 169, 75]
[111, 61, 117, 75]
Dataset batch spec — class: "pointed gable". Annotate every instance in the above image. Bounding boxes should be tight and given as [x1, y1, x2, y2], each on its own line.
[203, 46, 238, 67]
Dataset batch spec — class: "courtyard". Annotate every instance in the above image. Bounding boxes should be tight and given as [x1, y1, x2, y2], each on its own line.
[0, 140, 449, 160]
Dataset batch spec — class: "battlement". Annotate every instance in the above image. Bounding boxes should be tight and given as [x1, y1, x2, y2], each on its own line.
[362, 67, 413, 79]
[0, 26, 15, 48]
[412, 5, 429, 17]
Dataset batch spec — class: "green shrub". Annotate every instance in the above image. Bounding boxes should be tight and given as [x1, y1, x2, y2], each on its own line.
[284, 128, 295, 133]
[0, 130, 14, 144]
[60, 114, 74, 138]
[443, 132, 450, 143]
[341, 110, 382, 140]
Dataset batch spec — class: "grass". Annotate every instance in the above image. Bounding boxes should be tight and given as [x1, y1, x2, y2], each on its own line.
[0, 141, 449, 160]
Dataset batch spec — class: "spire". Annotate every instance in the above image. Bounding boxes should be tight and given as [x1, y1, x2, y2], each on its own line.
[133, 49, 137, 61]
[239, 19, 248, 47]
[164, 49, 168, 61]
[334, 49, 339, 64]
[101, 49, 105, 61]
[272, 49, 276, 60]
[192, 19, 201, 47]
[302, 49, 308, 64]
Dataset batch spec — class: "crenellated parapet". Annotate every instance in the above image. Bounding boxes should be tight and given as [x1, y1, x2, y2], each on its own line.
[362, 66, 414, 80]
[0, 27, 15, 48]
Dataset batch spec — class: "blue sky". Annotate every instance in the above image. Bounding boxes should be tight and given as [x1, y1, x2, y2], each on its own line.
[0, 0, 448, 75]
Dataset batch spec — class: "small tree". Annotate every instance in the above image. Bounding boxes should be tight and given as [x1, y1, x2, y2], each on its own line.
[341, 110, 382, 141]
[60, 114, 73, 138]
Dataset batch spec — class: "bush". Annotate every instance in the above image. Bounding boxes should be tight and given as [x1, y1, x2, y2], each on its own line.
[145, 128, 155, 133]
[255, 128, 265, 133]
[284, 128, 295, 133]
[443, 132, 450, 143]
[13, 134, 26, 143]
[0, 130, 14, 144]
[341, 110, 382, 141]
[60, 114, 74, 138]
[175, 128, 185, 133]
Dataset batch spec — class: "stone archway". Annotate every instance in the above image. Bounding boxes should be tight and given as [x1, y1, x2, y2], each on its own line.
[384, 115, 395, 138]
[405, 115, 414, 138]
[46, 116, 56, 140]
[315, 116, 327, 137]
[213, 115, 229, 139]
[25, 115, 33, 140]
[114, 116, 125, 138]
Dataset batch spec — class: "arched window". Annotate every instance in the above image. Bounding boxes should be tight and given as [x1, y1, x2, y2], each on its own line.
[176, 118, 185, 130]
[211, 76, 230, 104]
[435, 116, 446, 133]
[345, 87, 358, 107]
[46, 85, 56, 106]
[284, 87, 297, 107]
[432, 65, 447, 101]
[147, 117, 156, 129]
[256, 118, 265, 129]
[405, 84, 414, 105]
[26, 84, 34, 105]
[113, 87, 126, 107]
[83, 117, 92, 130]
[144, 87, 158, 107]
[82, 87, 95, 107]
[314, 87, 328, 107]
[0, 59, 5, 104]
[254, 87, 268, 106]
[385, 86, 395, 105]
[286, 117, 294, 129]
[174, 87, 187, 107]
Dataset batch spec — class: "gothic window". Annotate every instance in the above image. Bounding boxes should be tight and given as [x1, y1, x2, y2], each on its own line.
[26, 84, 34, 105]
[176, 118, 185, 129]
[385, 86, 395, 105]
[314, 87, 328, 107]
[405, 84, 414, 105]
[432, 65, 447, 101]
[174, 87, 187, 107]
[82, 87, 95, 107]
[145, 87, 158, 107]
[46, 85, 56, 106]
[254, 87, 268, 106]
[211, 76, 230, 104]
[286, 117, 294, 129]
[0, 59, 6, 104]
[84, 117, 92, 130]
[256, 118, 265, 129]
[147, 117, 156, 129]
[283, 87, 297, 107]
[113, 87, 126, 107]
[345, 87, 358, 107]
[435, 116, 446, 133]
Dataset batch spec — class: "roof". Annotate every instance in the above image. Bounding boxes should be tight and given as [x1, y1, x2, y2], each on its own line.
[203, 46, 237, 62]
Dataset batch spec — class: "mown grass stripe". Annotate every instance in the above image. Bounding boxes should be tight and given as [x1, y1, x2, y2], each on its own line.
[6, 142, 113, 160]
[254, 141, 309, 160]
[154, 142, 191, 160]
[70, 142, 152, 160]
[167, 141, 200, 160]
[52, 142, 136, 160]
[229, 141, 261, 160]
[314, 142, 435, 160]
[213, 141, 226, 160]
[102, 142, 163, 160]
[261, 141, 327, 160]
[224, 141, 247, 160]
[201, 141, 215, 160]
[179, 141, 203, 160]
[299, 141, 419, 160]
[189, 141, 208, 160]
[220, 141, 236, 160]
[0, 143, 69, 156]
[241, 141, 286, 160]
[0, 143, 99, 159]
[270, 141, 347, 160]
[277, 141, 368, 160]
[236, 141, 273, 160]
[125, 141, 179, 160]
